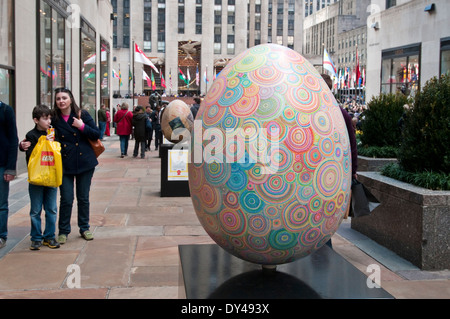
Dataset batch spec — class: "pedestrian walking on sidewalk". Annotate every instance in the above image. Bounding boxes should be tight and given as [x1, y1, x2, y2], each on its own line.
[0, 101, 19, 249]
[19, 105, 60, 250]
[98, 104, 107, 140]
[113, 103, 133, 158]
[52, 88, 99, 244]
[132, 106, 147, 159]
[150, 105, 162, 150]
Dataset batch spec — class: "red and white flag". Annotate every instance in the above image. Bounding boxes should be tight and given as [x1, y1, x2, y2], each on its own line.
[135, 43, 159, 73]
[143, 70, 152, 88]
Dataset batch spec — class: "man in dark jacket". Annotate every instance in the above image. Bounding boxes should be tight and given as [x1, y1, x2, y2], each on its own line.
[132, 106, 147, 159]
[0, 101, 19, 249]
[190, 97, 201, 119]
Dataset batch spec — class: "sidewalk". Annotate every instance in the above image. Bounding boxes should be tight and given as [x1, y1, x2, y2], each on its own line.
[0, 135, 448, 299]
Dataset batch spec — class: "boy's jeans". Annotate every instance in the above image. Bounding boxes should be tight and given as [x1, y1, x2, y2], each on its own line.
[28, 183, 58, 241]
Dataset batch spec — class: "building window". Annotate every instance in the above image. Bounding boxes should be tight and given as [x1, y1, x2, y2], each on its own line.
[0, 0, 14, 106]
[381, 44, 420, 96]
[196, 1, 202, 34]
[81, 20, 97, 120]
[227, 43, 235, 55]
[100, 39, 110, 107]
[386, 0, 397, 9]
[227, 1, 235, 54]
[123, 0, 130, 48]
[178, 0, 185, 34]
[144, 0, 152, 51]
[277, 0, 284, 37]
[158, 1, 166, 53]
[38, 0, 71, 107]
[268, 0, 273, 43]
[440, 38, 450, 76]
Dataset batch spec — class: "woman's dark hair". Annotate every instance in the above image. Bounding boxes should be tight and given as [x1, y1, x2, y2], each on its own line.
[53, 87, 81, 119]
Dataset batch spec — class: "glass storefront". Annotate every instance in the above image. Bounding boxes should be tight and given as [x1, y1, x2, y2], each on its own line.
[441, 38, 450, 76]
[81, 19, 96, 121]
[100, 38, 110, 109]
[0, 0, 14, 106]
[381, 44, 420, 97]
[38, 0, 71, 107]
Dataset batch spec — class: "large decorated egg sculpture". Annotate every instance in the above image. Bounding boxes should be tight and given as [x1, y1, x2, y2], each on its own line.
[161, 99, 194, 143]
[188, 44, 351, 266]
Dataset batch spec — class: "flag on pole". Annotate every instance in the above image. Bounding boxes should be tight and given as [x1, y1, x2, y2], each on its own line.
[362, 68, 366, 87]
[196, 65, 199, 86]
[356, 46, 361, 87]
[204, 70, 209, 83]
[323, 48, 337, 78]
[134, 43, 159, 73]
[179, 68, 188, 85]
[187, 67, 191, 88]
[151, 70, 156, 90]
[169, 69, 173, 90]
[160, 68, 166, 88]
[119, 69, 123, 87]
[112, 69, 119, 79]
[129, 69, 133, 84]
[143, 70, 152, 88]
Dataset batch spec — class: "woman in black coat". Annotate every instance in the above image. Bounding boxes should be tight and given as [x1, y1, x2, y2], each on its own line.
[132, 106, 148, 159]
[52, 88, 100, 244]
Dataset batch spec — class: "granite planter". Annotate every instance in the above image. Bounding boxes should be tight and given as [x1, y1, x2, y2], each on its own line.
[351, 172, 450, 270]
[357, 155, 397, 172]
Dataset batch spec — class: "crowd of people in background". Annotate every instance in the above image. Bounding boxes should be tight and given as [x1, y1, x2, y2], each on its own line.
[338, 98, 366, 133]
[110, 92, 203, 159]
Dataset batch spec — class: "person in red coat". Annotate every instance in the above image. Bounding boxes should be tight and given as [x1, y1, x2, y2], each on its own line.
[113, 103, 133, 158]
[105, 109, 111, 136]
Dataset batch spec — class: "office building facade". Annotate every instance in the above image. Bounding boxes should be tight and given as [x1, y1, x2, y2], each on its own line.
[111, 0, 304, 96]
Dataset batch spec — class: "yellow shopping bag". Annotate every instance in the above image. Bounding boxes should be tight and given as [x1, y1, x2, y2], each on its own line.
[27, 135, 63, 187]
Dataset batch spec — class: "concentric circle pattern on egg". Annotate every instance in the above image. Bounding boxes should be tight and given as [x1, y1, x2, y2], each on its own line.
[188, 44, 352, 265]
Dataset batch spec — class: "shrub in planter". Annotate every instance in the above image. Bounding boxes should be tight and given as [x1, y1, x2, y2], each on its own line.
[357, 145, 398, 158]
[360, 93, 410, 148]
[398, 74, 450, 174]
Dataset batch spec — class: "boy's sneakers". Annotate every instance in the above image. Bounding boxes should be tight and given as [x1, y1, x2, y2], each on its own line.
[30, 241, 42, 250]
[43, 238, 60, 249]
[30, 239, 60, 250]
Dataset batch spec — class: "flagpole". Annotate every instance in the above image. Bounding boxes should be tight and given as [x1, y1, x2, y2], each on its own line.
[132, 41, 135, 105]
[322, 43, 325, 74]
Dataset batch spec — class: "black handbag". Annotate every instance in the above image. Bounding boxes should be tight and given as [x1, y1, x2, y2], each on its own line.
[350, 179, 380, 217]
